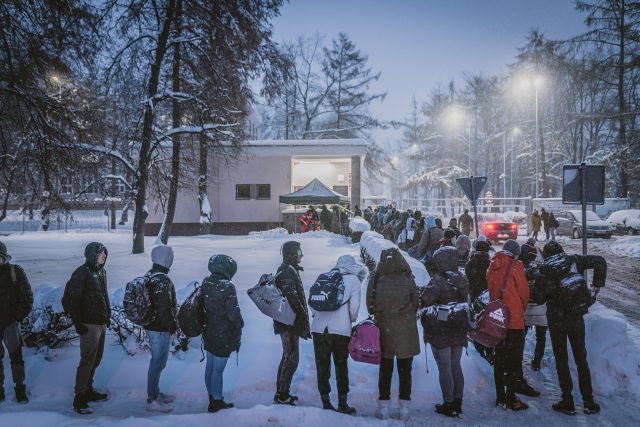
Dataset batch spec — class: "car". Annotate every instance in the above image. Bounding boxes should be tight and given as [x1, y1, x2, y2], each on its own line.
[475, 213, 518, 243]
[607, 209, 640, 236]
[556, 210, 612, 239]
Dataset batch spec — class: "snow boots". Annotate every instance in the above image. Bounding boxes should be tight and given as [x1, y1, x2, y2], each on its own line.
[85, 387, 108, 402]
[15, 384, 28, 404]
[583, 399, 601, 414]
[208, 394, 234, 413]
[321, 394, 335, 411]
[337, 394, 356, 415]
[514, 379, 540, 397]
[453, 398, 463, 414]
[376, 400, 389, 420]
[552, 399, 576, 415]
[435, 401, 457, 417]
[73, 393, 92, 414]
[399, 399, 411, 421]
[273, 392, 298, 406]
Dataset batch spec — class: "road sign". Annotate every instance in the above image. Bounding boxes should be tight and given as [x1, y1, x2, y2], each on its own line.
[456, 176, 487, 203]
[485, 191, 494, 206]
[562, 164, 605, 205]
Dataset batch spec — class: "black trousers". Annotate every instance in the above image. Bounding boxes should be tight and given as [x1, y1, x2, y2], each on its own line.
[533, 326, 547, 363]
[312, 331, 350, 396]
[276, 331, 300, 394]
[379, 357, 413, 401]
[494, 329, 525, 401]
[0, 322, 26, 387]
[549, 316, 593, 402]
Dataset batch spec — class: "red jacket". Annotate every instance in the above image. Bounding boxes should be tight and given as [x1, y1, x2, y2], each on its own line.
[487, 252, 529, 330]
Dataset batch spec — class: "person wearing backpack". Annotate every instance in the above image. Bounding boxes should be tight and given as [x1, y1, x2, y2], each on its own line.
[310, 254, 366, 415]
[0, 241, 33, 404]
[144, 245, 177, 413]
[486, 239, 529, 411]
[537, 241, 606, 415]
[367, 247, 420, 421]
[519, 243, 547, 372]
[420, 246, 469, 417]
[273, 241, 310, 405]
[465, 237, 491, 301]
[201, 254, 244, 413]
[63, 242, 110, 414]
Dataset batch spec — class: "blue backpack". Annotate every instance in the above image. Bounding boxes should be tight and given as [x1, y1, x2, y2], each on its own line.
[308, 269, 346, 311]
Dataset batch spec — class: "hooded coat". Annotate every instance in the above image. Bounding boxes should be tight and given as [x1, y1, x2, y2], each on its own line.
[274, 242, 311, 338]
[486, 252, 529, 329]
[417, 216, 444, 257]
[201, 255, 244, 357]
[310, 255, 365, 337]
[0, 251, 33, 329]
[465, 250, 491, 300]
[65, 242, 111, 325]
[531, 211, 542, 232]
[145, 245, 177, 334]
[367, 248, 420, 359]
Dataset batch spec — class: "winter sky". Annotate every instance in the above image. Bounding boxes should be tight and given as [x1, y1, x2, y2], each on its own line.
[272, 0, 587, 143]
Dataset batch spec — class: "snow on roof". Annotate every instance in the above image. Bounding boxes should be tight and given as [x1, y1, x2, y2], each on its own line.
[242, 139, 368, 157]
[244, 138, 367, 147]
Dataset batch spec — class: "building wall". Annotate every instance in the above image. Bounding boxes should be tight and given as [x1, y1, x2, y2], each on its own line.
[293, 160, 351, 195]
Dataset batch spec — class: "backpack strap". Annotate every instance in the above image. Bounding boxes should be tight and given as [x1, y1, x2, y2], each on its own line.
[500, 258, 515, 300]
[10, 265, 17, 285]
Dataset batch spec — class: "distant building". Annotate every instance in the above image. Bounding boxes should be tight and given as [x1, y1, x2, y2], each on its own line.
[145, 139, 367, 235]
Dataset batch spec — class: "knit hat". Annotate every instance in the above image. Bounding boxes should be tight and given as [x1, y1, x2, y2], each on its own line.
[502, 239, 521, 257]
[0, 241, 11, 262]
[152, 245, 174, 270]
[543, 241, 564, 259]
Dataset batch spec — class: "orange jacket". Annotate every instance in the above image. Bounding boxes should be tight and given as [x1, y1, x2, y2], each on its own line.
[487, 252, 529, 330]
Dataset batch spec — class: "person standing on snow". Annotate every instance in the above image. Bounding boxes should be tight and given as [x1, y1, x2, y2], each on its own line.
[459, 209, 474, 236]
[144, 245, 178, 413]
[201, 255, 244, 413]
[530, 210, 542, 241]
[486, 240, 529, 411]
[417, 216, 444, 261]
[311, 254, 365, 415]
[448, 218, 462, 238]
[548, 212, 559, 241]
[465, 237, 492, 301]
[64, 242, 111, 414]
[541, 208, 550, 240]
[536, 241, 606, 416]
[273, 241, 310, 405]
[519, 242, 547, 373]
[0, 241, 33, 404]
[420, 246, 469, 417]
[367, 248, 420, 421]
[320, 205, 332, 231]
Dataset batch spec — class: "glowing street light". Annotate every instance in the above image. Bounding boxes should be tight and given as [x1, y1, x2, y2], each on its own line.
[515, 73, 544, 197]
[442, 105, 472, 175]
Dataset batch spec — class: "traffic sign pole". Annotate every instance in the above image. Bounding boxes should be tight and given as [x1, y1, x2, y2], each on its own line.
[581, 162, 588, 257]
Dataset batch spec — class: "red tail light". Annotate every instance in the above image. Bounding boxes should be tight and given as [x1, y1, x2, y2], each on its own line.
[510, 224, 518, 230]
[485, 224, 495, 230]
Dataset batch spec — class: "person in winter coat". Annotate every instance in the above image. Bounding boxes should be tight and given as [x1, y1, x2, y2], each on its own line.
[320, 205, 332, 231]
[455, 235, 471, 268]
[536, 241, 606, 415]
[273, 241, 310, 405]
[519, 243, 547, 372]
[311, 254, 366, 415]
[417, 216, 444, 262]
[465, 237, 492, 301]
[448, 218, 462, 238]
[548, 212, 559, 241]
[486, 240, 529, 411]
[420, 247, 469, 417]
[363, 206, 373, 223]
[354, 205, 362, 217]
[459, 209, 474, 236]
[65, 242, 111, 414]
[541, 208, 550, 240]
[531, 210, 542, 241]
[144, 245, 178, 413]
[439, 228, 456, 248]
[201, 254, 244, 413]
[367, 248, 420, 421]
[0, 241, 33, 404]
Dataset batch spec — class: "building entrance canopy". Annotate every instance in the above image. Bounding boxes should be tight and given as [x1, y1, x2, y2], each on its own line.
[279, 178, 350, 205]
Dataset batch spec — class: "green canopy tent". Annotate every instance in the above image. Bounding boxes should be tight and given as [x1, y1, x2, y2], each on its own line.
[279, 178, 350, 232]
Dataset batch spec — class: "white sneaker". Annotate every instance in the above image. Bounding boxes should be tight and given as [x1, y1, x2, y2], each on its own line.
[147, 399, 173, 413]
[157, 392, 175, 404]
[376, 400, 390, 420]
[399, 399, 410, 421]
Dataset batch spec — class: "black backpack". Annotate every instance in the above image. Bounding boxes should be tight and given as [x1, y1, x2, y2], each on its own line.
[177, 281, 205, 338]
[308, 269, 346, 312]
[421, 275, 471, 335]
[547, 253, 593, 315]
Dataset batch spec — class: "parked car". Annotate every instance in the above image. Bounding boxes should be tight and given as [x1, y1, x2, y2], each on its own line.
[556, 210, 612, 239]
[607, 209, 640, 236]
[476, 213, 518, 243]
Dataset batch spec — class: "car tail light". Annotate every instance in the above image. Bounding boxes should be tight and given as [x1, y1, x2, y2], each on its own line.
[510, 224, 518, 230]
[485, 224, 495, 230]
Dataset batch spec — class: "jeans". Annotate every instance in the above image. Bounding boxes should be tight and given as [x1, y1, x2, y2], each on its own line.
[75, 324, 106, 395]
[205, 352, 229, 400]
[494, 329, 525, 402]
[378, 357, 413, 401]
[277, 330, 300, 394]
[312, 331, 350, 396]
[549, 316, 593, 402]
[431, 345, 464, 403]
[147, 331, 171, 400]
[550, 227, 556, 241]
[0, 322, 25, 387]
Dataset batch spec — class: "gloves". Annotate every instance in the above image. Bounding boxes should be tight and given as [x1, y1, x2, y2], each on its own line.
[75, 322, 88, 335]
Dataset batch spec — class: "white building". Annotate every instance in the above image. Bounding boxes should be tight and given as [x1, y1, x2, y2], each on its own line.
[145, 139, 367, 235]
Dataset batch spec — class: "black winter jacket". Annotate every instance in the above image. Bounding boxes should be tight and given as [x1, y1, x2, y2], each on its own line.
[537, 253, 606, 322]
[201, 276, 244, 357]
[65, 242, 111, 325]
[145, 264, 177, 334]
[0, 263, 33, 328]
[273, 262, 310, 338]
[465, 251, 491, 301]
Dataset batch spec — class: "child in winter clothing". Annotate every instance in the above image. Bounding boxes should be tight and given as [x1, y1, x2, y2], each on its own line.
[311, 255, 366, 415]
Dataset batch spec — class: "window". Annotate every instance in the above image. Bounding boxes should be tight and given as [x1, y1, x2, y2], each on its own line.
[116, 181, 126, 194]
[236, 184, 250, 200]
[257, 184, 271, 200]
[60, 176, 73, 195]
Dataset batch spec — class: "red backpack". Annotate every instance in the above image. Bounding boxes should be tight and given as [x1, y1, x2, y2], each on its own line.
[349, 318, 381, 364]
[469, 259, 513, 348]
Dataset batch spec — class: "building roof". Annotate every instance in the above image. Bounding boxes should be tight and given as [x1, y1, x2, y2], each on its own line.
[243, 138, 368, 157]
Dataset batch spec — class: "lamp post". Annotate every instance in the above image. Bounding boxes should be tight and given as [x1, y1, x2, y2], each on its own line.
[510, 127, 520, 198]
[516, 74, 544, 198]
[443, 105, 472, 175]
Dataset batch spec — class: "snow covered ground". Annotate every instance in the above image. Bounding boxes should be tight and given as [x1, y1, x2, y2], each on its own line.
[1, 230, 640, 426]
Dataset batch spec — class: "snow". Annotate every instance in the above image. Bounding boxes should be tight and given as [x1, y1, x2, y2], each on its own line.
[348, 217, 371, 233]
[1, 230, 639, 426]
[609, 235, 640, 258]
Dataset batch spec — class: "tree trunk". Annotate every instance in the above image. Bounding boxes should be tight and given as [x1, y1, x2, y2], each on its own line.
[158, 0, 182, 245]
[617, 0, 628, 197]
[132, 0, 177, 253]
[539, 103, 548, 197]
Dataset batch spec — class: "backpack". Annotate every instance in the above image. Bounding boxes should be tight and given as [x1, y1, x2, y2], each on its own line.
[468, 259, 512, 348]
[308, 269, 346, 311]
[557, 262, 592, 316]
[177, 281, 205, 338]
[422, 302, 471, 335]
[123, 272, 164, 326]
[247, 273, 296, 326]
[348, 317, 381, 364]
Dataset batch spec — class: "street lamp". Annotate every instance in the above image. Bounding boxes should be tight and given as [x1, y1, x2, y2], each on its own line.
[515, 74, 544, 197]
[510, 127, 520, 198]
[442, 105, 472, 175]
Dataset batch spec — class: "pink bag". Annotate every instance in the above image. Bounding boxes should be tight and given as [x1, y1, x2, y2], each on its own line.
[349, 318, 381, 365]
